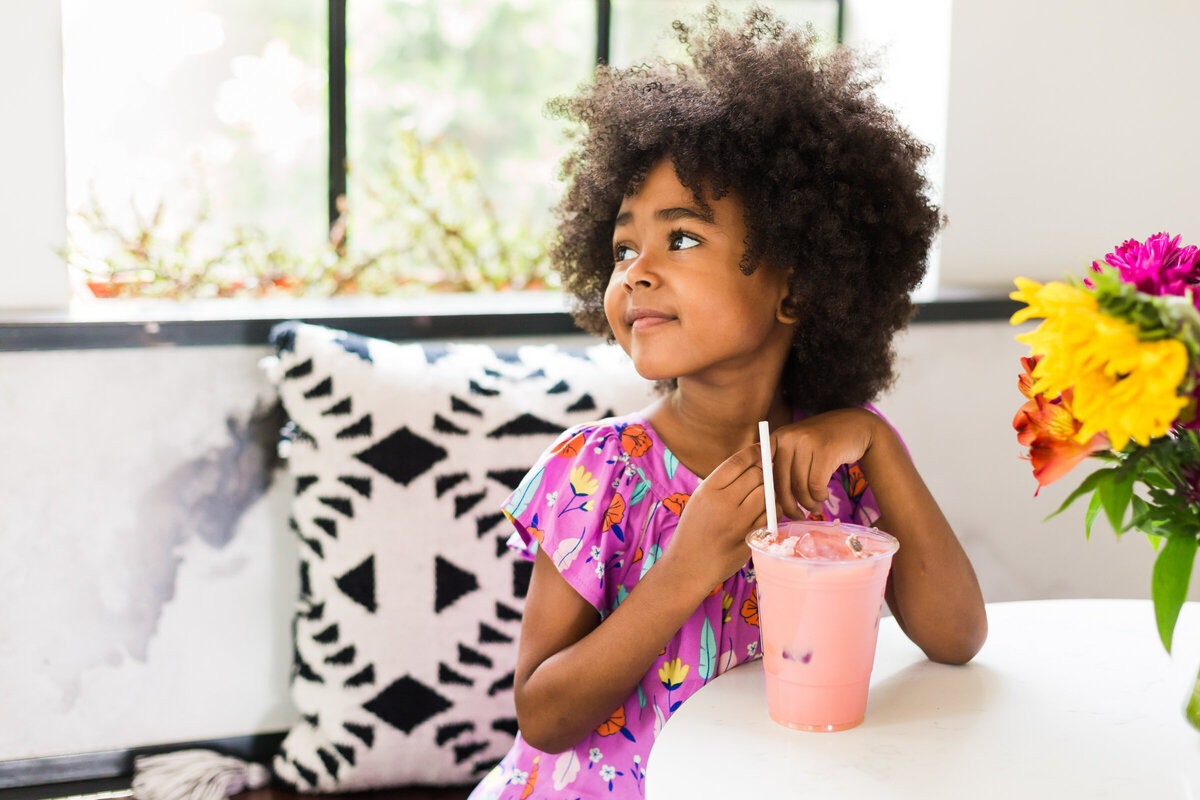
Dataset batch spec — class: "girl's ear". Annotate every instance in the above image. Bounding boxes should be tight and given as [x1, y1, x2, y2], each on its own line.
[776, 293, 802, 325]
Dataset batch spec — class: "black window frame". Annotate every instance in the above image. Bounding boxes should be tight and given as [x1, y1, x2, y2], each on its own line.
[324, 0, 845, 232]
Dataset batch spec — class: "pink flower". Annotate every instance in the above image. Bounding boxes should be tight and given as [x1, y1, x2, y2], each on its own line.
[1183, 463, 1200, 506]
[1187, 385, 1200, 432]
[1091, 232, 1200, 311]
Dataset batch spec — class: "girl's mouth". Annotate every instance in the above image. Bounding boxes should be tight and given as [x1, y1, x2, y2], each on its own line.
[625, 307, 677, 330]
[631, 316, 675, 331]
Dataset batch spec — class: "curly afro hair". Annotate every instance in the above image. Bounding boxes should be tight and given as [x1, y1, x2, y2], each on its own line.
[545, 4, 940, 413]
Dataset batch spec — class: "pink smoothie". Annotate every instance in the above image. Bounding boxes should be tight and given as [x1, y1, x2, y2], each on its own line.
[747, 520, 898, 731]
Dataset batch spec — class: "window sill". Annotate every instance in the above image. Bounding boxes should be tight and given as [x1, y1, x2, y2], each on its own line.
[0, 289, 1019, 352]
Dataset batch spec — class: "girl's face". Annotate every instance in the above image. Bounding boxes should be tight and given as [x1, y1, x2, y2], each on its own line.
[604, 158, 796, 386]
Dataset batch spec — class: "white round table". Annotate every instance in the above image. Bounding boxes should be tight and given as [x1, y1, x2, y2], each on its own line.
[646, 599, 1200, 798]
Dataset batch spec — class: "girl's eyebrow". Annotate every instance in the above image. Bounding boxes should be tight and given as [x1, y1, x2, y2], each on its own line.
[613, 206, 715, 229]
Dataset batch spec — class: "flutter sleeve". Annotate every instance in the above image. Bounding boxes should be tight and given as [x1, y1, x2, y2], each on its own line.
[501, 423, 626, 615]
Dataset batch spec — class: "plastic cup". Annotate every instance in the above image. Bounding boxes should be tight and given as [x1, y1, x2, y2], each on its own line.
[746, 520, 899, 731]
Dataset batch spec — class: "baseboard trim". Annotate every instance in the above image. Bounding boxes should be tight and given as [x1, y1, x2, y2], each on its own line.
[0, 732, 286, 791]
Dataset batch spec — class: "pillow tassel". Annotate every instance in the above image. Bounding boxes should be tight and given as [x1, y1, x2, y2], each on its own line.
[132, 750, 270, 800]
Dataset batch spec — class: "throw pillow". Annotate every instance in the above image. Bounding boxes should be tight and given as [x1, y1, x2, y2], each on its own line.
[264, 321, 655, 791]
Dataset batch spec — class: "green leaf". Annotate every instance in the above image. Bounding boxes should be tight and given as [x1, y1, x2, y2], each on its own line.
[1045, 467, 1113, 522]
[698, 618, 717, 682]
[639, 543, 663, 579]
[1084, 491, 1103, 541]
[1099, 466, 1136, 535]
[1140, 466, 1174, 490]
[1151, 535, 1198, 652]
[663, 449, 680, 480]
[1129, 496, 1161, 544]
[629, 467, 651, 506]
[505, 464, 544, 520]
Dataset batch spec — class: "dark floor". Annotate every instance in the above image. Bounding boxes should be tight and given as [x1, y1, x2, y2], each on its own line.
[1, 779, 473, 800]
[244, 787, 473, 800]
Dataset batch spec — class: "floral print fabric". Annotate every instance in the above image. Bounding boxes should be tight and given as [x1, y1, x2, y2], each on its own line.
[469, 412, 882, 800]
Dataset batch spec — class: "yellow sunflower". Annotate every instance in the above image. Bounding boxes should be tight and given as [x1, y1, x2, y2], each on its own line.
[1012, 278, 1189, 450]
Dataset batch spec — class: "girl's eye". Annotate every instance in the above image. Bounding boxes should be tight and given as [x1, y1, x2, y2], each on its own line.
[614, 244, 638, 263]
[669, 231, 701, 251]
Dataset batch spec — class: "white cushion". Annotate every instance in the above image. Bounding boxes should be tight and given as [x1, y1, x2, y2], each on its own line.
[264, 321, 654, 790]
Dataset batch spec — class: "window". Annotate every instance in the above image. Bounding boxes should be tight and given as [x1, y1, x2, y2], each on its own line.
[59, 1, 842, 301]
[342, 1, 597, 294]
[61, 0, 328, 298]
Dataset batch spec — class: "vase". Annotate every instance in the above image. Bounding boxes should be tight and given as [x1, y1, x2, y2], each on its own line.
[1189, 664, 1200, 730]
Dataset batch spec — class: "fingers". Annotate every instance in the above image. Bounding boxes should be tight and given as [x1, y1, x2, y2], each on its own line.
[771, 435, 803, 519]
[706, 438, 841, 524]
[751, 504, 782, 532]
[773, 435, 838, 517]
[706, 443, 763, 489]
[714, 457, 776, 524]
[805, 454, 833, 507]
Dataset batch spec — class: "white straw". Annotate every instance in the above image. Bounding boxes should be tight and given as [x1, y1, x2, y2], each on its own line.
[758, 420, 778, 535]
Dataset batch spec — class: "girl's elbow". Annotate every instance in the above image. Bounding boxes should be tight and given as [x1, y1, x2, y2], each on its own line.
[518, 729, 574, 755]
[926, 614, 988, 666]
[515, 721, 575, 755]
[515, 695, 575, 754]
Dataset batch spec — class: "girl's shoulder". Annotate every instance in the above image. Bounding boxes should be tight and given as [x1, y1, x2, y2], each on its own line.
[502, 413, 653, 529]
[550, 413, 697, 491]
[539, 412, 669, 471]
[502, 413, 674, 615]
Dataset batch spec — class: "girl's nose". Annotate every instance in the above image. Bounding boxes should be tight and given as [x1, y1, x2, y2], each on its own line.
[623, 252, 660, 291]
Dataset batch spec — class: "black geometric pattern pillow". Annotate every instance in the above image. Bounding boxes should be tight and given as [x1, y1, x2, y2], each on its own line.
[264, 321, 655, 792]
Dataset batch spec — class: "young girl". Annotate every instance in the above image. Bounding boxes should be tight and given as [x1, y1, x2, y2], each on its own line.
[471, 7, 986, 799]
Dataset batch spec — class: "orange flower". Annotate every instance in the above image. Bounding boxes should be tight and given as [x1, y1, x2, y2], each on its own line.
[663, 492, 690, 515]
[1017, 355, 1038, 399]
[553, 432, 586, 457]
[845, 463, 867, 500]
[807, 511, 826, 521]
[620, 424, 653, 457]
[1013, 356, 1109, 492]
[596, 705, 627, 736]
[602, 493, 626, 532]
[528, 525, 544, 544]
[740, 588, 759, 627]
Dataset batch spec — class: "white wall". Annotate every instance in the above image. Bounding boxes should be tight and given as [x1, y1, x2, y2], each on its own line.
[0, 1, 70, 310]
[2, 324, 1191, 760]
[0, 346, 299, 757]
[939, 0, 1200, 288]
[843, 0, 953, 298]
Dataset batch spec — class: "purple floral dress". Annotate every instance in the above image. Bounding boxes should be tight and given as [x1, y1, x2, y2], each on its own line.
[469, 412, 882, 800]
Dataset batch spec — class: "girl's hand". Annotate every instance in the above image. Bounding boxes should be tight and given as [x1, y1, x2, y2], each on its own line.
[660, 442, 777, 596]
[772, 408, 988, 664]
[770, 408, 879, 519]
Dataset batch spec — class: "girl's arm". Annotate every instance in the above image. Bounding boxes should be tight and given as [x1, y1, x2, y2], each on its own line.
[772, 409, 987, 665]
[513, 444, 771, 754]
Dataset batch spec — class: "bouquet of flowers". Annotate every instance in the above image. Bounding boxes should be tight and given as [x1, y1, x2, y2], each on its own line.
[1010, 232, 1200, 727]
